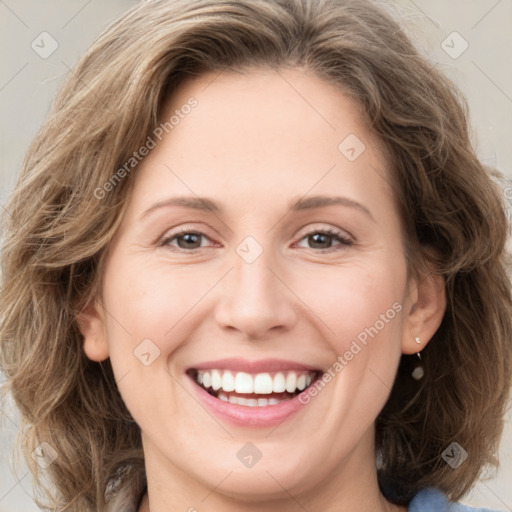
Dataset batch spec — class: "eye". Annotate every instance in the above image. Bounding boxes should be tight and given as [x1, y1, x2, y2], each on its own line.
[295, 228, 353, 252]
[160, 230, 213, 250]
[158, 227, 353, 253]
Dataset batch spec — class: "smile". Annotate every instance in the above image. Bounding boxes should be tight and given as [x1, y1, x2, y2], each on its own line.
[185, 358, 324, 426]
[187, 369, 320, 407]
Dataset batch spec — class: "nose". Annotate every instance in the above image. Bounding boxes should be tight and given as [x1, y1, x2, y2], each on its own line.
[213, 247, 298, 340]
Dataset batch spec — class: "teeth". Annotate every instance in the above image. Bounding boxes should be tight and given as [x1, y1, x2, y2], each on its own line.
[195, 369, 317, 395]
[253, 373, 273, 394]
[222, 370, 235, 392]
[285, 372, 297, 393]
[211, 369, 222, 391]
[235, 372, 253, 393]
[297, 374, 307, 391]
[273, 372, 286, 392]
[218, 391, 289, 407]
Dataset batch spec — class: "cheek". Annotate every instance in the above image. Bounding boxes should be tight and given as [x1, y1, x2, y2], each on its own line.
[298, 261, 406, 353]
[103, 257, 215, 350]
[100, 258, 216, 421]
[296, 259, 406, 416]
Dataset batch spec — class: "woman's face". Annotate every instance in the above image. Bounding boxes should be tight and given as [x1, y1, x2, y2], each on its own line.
[81, 67, 443, 505]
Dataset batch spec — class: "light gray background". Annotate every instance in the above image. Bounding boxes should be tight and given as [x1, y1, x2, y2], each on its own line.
[0, 0, 511, 510]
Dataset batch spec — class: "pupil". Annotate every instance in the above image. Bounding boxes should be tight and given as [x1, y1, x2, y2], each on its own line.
[309, 233, 331, 249]
[178, 233, 200, 249]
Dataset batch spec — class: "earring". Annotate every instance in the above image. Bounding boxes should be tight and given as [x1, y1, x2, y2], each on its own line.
[412, 336, 424, 380]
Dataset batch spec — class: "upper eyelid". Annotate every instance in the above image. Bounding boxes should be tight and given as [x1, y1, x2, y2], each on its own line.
[160, 223, 350, 238]
[159, 228, 213, 246]
[293, 224, 355, 246]
[296, 223, 352, 238]
[159, 225, 353, 249]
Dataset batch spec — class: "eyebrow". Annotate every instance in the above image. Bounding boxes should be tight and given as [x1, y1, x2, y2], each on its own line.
[289, 195, 374, 220]
[141, 197, 221, 218]
[140, 194, 374, 221]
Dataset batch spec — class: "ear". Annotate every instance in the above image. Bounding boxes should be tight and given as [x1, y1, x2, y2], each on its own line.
[76, 299, 109, 362]
[402, 267, 446, 354]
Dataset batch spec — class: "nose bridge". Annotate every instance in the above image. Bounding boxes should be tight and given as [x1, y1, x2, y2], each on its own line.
[214, 237, 297, 338]
[234, 246, 276, 302]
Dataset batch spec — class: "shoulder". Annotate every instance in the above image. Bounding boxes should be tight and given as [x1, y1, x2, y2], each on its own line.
[409, 488, 504, 512]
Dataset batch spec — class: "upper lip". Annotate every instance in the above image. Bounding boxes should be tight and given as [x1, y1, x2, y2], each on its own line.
[188, 358, 322, 373]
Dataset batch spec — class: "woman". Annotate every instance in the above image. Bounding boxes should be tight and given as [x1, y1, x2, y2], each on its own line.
[1, 0, 510, 511]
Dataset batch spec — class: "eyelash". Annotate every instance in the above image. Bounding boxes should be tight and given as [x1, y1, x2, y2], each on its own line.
[295, 228, 354, 253]
[159, 227, 353, 254]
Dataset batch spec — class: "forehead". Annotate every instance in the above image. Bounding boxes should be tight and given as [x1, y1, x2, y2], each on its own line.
[129, 67, 396, 222]
[164, 66, 370, 146]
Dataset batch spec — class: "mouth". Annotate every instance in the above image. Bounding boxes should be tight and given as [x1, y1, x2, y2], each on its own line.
[186, 368, 322, 407]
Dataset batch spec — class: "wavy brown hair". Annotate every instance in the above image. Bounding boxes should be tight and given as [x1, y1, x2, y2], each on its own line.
[1, 0, 511, 510]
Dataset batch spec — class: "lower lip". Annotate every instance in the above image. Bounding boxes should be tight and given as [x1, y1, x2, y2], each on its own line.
[188, 376, 315, 428]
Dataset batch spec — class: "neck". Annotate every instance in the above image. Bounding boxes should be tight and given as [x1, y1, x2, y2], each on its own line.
[138, 428, 406, 512]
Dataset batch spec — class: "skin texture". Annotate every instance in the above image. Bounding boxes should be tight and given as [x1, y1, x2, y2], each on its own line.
[78, 67, 445, 512]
